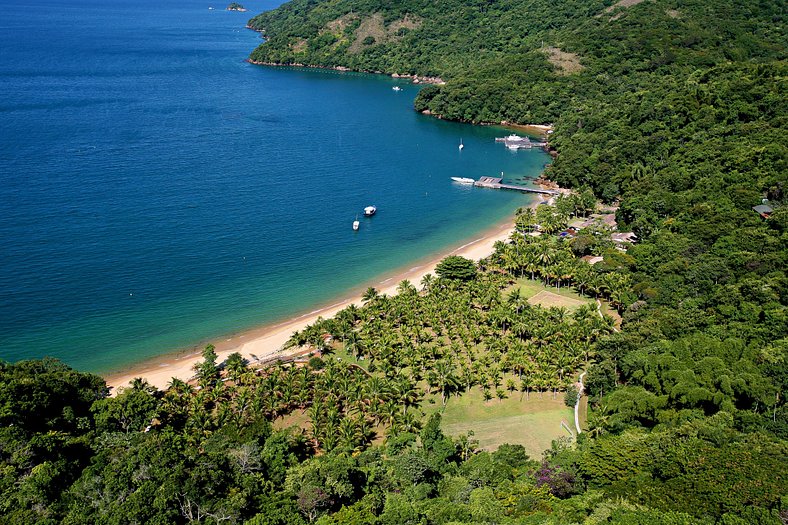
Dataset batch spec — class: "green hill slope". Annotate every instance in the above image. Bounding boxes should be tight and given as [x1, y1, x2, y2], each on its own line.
[248, 0, 785, 125]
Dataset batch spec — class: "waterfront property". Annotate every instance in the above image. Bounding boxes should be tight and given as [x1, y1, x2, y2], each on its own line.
[495, 134, 548, 150]
[474, 176, 559, 195]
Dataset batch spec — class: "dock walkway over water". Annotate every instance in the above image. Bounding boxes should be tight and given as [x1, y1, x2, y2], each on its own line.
[495, 135, 548, 150]
[474, 177, 558, 195]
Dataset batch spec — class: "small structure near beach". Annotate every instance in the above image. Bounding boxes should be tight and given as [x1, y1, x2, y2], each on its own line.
[227, 2, 247, 11]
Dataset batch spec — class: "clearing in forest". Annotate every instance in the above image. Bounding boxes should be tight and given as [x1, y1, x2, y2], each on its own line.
[511, 278, 594, 312]
[346, 14, 420, 54]
[605, 0, 647, 12]
[528, 290, 587, 311]
[433, 389, 575, 458]
[542, 47, 584, 75]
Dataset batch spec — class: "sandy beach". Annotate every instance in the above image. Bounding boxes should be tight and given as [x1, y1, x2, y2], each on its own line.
[500, 123, 553, 137]
[106, 193, 553, 392]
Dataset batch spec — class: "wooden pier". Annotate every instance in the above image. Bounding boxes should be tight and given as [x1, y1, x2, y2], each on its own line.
[474, 176, 558, 195]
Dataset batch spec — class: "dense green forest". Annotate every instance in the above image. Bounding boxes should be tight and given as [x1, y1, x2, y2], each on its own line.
[2, 0, 785, 523]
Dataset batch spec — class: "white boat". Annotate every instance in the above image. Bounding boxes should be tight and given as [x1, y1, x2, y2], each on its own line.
[352, 218, 360, 231]
[392, 86, 402, 91]
[364, 205, 377, 217]
[496, 134, 535, 150]
[459, 139, 464, 150]
[451, 177, 475, 185]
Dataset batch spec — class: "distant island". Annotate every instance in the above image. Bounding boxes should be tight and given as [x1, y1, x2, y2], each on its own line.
[226, 2, 247, 11]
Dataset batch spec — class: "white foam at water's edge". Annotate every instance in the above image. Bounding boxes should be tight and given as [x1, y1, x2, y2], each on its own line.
[455, 237, 484, 251]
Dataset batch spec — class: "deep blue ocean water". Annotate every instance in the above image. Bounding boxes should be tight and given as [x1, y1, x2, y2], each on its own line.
[0, 0, 550, 373]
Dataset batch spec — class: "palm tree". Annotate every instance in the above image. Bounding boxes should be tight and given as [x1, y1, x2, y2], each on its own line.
[194, 344, 220, 389]
[363, 376, 389, 421]
[515, 207, 536, 233]
[507, 287, 528, 313]
[361, 287, 379, 304]
[130, 377, 157, 394]
[393, 376, 421, 415]
[519, 375, 531, 400]
[337, 417, 361, 451]
[556, 263, 574, 291]
[586, 405, 611, 437]
[512, 317, 532, 340]
[492, 306, 514, 335]
[501, 246, 520, 277]
[344, 331, 365, 359]
[285, 329, 309, 350]
[415, 272, 433, 292]
[523, 252, 539, 281]
[428, 360, 461, 406]
[397, 279, 417, 296]
[224, 352, 248, 384]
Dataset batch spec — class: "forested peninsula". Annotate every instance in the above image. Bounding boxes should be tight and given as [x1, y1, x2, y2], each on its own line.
[2, 0, 786, 523]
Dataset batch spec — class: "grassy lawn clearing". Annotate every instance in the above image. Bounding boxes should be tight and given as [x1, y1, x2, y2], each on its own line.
[273, 409, 310, 432]
[428, 388, 574, 458]
[528, 289, 587, 310]
[578, 396, 588, 432]
[511, 278, 595, 312]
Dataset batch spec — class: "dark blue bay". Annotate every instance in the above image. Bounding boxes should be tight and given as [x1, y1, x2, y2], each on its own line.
[0, 0, 550, 373]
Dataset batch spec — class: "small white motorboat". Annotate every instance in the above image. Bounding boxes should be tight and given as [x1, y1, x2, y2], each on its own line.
[352, 218, 360, 231]
[363, 205, 377, 217]
[459, 139, 464, 150]
[451, 177, 475, 185]
[392, 86, 402, 91]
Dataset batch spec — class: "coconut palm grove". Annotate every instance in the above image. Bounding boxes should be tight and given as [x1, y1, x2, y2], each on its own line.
[1, 0, 786, 523]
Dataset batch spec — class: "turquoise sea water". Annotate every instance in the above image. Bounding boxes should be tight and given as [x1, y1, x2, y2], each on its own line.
[0, 0, 550, 373]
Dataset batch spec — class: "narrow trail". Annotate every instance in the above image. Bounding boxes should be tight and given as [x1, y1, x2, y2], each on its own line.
[575, 370, 586, 435]
[575, 300, 619, 434]
[596, 298, 621, 331]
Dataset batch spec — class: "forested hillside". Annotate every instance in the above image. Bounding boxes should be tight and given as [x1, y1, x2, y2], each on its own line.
[248, 0, 785, 124]
[0, 0, 785, 523]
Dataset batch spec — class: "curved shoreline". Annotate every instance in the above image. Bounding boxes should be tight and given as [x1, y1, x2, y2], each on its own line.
[104, 33, 556, 392]
[246, 58, 446, 85]
[105, 192, 553, 392]
[247, 60, 554, 134]
[244, 49, 554, 134]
